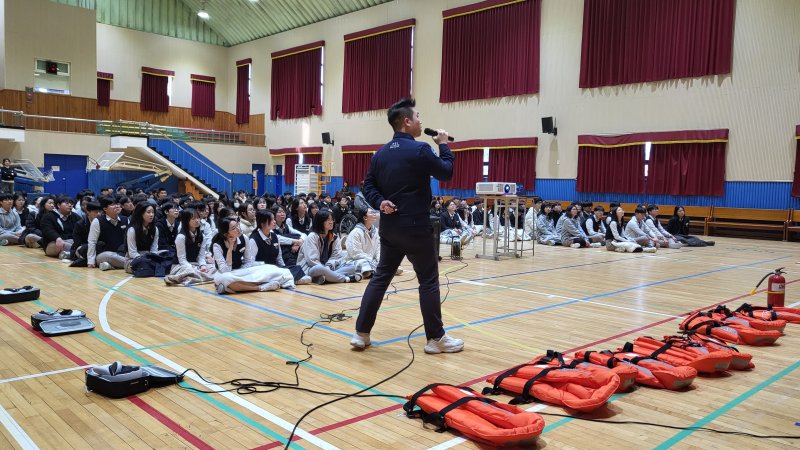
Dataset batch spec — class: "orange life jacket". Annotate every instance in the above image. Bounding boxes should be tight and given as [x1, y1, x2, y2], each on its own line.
[681, 310, 782, 346]
[735, 303, 800, 325]
[711, 305, 787, 332]
[627, 336, 732, 373]
[484, 351, 619, 413]
[670, 332, 754, 370]
[404, 383, 544, 446]
[575, 350, 696, 390]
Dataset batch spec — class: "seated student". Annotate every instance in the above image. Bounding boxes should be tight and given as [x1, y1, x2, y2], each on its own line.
[605, 206, 650, 253]
[165, 208, 216, 286]
[88, 197, 129, 271]
[343, 207, 404, 279]
[246, 210, 311, 285]
[273, 204, 306, 266]
[666, 206, 715, 247]
[13, 193, 29, 229]
[0, 193, 23, 246]
[69, 201, 102, 265]
[308, 201, 320, 221]
[297, 210, 361, 284]
[551, 202, 564, 236]
[458, 206, 482, 239]
[583, 205, 607, 244]
[125, 201, 160, 273]
[439, 199, 473, 245]
[193, 201, 215, 252]
[581, 201, 594, 223]
[212, 216, 294, 294]
[237, 201, 256, 237]
[644, 204, 683, 249]
[119, 196, 134, 218]
[535, 202, 561, 245]
[558, 204, 599, 248]
[471, 200, 492, 236]
[430, 199, 443, 217]
[605, 201, 620, 225]
[23, 195, 55, 248]
[289, 198, 312, 235]
[157, 202, 180, 251]
[254, 197, 268, 211]
[624, 206, 658, 250]
[40, 195, 79, 258]
[332, 196, 351, 227]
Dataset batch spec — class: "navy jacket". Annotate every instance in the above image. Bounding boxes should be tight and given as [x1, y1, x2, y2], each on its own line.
[362, 132, 454, 231]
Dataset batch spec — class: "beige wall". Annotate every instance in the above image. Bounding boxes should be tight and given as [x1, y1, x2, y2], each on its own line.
[228, 0, 800, 182]
[96, 23, 229, 109]
[0, 131, 110, 166]
[4, 0, 97, 98]
[0, 0, 6, 89]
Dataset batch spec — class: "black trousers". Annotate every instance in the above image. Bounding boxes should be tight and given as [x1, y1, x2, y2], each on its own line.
[355, 226, 444, 340]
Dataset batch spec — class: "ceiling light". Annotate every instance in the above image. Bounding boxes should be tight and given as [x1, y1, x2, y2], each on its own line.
[198, 1, 210, 20]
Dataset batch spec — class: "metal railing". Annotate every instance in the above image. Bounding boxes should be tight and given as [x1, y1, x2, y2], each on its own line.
[0, 109, 266, 146]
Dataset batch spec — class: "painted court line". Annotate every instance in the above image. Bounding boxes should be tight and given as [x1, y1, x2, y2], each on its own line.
[0, 365, 92, 384]
[0, 404, 39, 450]
[99, 277, 334, 450]
[655, 359, 800, 449]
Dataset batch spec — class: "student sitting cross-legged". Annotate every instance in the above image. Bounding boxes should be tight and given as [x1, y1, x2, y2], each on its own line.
[125, 202, 161, 273]
[624, 206, 658, 251]
[297, 209, 361, 285]
[605, 206, 651, 253]
[165, 208, 217, 286]
[212, 216, 294, 294]
[88, 197, 129, 271]
[68, 201, 102, 266]
[246, 209, 311, 285]
[40, 195, 80, 258]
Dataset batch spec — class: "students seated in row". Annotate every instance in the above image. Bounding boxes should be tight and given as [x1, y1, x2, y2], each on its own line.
[624, 206, 658, 250]
[471, 200, 492, 236]
[297, 210, 361, 284]
[439, 200, 473, 245]
[644, 204, 682, 249]
[605, 206, 649, 253]
[125, 202, 160, 273]
[458, 206, 482, 239]
[157, 202, 180, 251]
[212, 216, 294, 294]
[40, 196, 79, 258]
[535, 202, 561, 245]
[558, 204, 600, 248]
[582, 205, 607, 244]
[0, 193, 23, 246]
[69, 201, 102, 265]
[666, 206, 715, 247]
[247, 210, 311, 285]
[165, 208, 216, 286]
[86, 197, 129, 270]
[22, 195, 54, 248]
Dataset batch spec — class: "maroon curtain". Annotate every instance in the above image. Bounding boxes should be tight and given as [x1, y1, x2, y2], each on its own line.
[97, 79, 111, 107]
[441, 149, 483, 190]
[648, 142, 726, 196]
[271, 43, 323, 120]
[303, 154, 322, 166]
[577, 145, 644, 194]
[580, 0, 735, 88]
[236, 59, 251, 124]
[342, 152, 374, 187]
[342, 20, 414, 113]
[489, 148, 536, 191]
[792, 126, 800, 197]
[440, 0, 540, 103]
[191, 76, 215, 118]
[284, 155, 298, 185]
[141, 73, 169, 112]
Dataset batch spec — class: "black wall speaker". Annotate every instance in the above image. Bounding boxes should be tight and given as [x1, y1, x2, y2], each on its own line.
[321, 132, 333, 145]
[541, 117, 557, 136]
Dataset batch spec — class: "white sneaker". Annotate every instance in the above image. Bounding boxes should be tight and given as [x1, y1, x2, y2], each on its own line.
[258, 281, 281, 292]
[424, 332, 464, 354]
[461, 234, 474, 247]
[643, 246, 657, 253]
[98, 262, 112, 271]
[668, 242, 683, 249]
[0, 239, 8, 246]
[215, 283, 226, 294]
[296, 275, 312, 285]
[545, 240, 556, 246]
[395, 267, 404, 275]
[570, 243, 581, 249]
[350, 332, 371, 349]
[590, 242, 602, 248]
[58, 250, 68, 260]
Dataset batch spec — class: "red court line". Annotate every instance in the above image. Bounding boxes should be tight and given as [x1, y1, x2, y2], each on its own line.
[251, 279, 800, 450]
[0, 306, 213, 450]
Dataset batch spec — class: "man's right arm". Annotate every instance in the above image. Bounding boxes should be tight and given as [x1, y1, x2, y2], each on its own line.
[425, 143, 454, 181]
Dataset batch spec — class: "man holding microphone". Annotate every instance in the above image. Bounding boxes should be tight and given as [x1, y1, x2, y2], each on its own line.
[351, 97, 464, 354]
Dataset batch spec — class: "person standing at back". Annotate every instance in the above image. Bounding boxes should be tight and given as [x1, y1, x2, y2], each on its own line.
[351, 97, 464, 354]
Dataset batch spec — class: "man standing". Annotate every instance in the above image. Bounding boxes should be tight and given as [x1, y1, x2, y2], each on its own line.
[351, 98, 464, 354]
[1, 159, 15, 194]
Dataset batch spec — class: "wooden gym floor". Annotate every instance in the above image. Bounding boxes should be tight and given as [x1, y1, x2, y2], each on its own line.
[0, 236, 799, 449]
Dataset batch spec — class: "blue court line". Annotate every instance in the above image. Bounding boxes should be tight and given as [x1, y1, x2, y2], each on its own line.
[655, 358, 800, 449]
[31, 300, 297, 446]
[373, 255, 789, 346]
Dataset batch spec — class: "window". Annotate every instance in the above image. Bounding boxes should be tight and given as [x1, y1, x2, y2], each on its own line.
[644, 142, 652, 177]
[482, 147, 490, 182]
[166, 76, 173, 106]
[319, 47, 325, 107]
[298, 154, 304, 165]
[34, 59, 70, 95]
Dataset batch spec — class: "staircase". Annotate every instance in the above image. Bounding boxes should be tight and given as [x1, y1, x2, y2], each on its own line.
[148, 138, 232, 195]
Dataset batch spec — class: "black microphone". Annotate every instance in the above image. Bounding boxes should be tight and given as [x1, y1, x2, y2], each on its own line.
[424, 128, 455, 142]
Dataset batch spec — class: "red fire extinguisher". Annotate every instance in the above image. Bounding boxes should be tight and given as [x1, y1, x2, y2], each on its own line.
[751, 267, 786, 307]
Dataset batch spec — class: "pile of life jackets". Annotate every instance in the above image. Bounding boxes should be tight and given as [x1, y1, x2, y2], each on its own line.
[404, 303, 799, 446]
